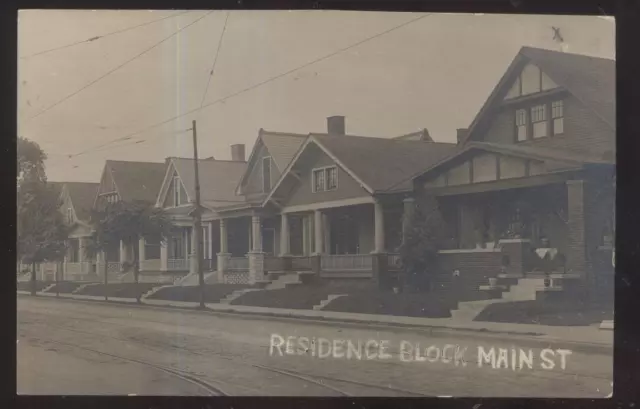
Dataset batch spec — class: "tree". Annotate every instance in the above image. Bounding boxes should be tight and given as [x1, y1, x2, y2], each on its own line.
[17, 181, 68, 295]
[86, 200, 173, 303]
[398, 194, 447, 292]
[17, 137, 68, 295]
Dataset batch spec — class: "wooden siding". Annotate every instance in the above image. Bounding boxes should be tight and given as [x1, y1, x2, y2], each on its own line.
[243, 141, 282, 196]
[284, 145, 370, 207]
[480, 94, 614, 157]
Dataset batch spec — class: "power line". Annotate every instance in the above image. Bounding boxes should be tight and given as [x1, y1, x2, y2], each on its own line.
[25, 10, 213, 123]
[198, 11, 230, 112]
[65, 13, 432, 160]
[20, 11, 192, 59]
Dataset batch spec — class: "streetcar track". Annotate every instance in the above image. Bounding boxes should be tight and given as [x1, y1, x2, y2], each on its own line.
[21, 319, 432, 396]
[24, 337, 227, 396]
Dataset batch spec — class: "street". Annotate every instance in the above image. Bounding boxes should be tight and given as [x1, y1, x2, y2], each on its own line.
[17, 296, 613, 397]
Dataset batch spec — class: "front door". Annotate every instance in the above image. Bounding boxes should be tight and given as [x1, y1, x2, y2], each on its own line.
[262, 228, 276, 255]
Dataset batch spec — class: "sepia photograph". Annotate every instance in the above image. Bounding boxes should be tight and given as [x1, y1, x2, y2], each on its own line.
[16, 9, 615, 397]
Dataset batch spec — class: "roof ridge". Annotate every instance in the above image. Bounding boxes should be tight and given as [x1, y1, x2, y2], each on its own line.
[260, 129, 307, 138]
[520, 45, 615, 62]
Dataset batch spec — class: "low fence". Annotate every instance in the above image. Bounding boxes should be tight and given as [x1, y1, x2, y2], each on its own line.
[167, 259, 189, 271]
[321, 254, 373, 271]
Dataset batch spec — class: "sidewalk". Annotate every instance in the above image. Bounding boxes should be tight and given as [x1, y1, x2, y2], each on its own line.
[18, 291, 613, 353]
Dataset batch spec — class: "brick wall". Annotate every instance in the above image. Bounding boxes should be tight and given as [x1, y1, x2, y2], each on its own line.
[434, 251, 505, 301]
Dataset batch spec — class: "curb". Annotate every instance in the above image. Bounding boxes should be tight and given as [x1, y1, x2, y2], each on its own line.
[17, 293, 613, 354]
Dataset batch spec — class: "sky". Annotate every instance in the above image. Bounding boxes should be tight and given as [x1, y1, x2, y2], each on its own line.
[17, 10, 615, 183]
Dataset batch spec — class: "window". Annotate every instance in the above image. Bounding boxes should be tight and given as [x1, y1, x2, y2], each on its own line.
[312, 166, 338, 192]
[172, 176, 181, 207]
[313, 169, 325, 192]
[551, 100, 564, 135]
[515, 109, 528, 141]
[66, 208, 73, 224]
[531, 104, 547, 138]
[326, 167, 338, 190]
[262, 157, 272, 192]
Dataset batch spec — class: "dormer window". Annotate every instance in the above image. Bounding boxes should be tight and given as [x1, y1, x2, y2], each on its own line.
[551, 100, 564, 135]
[262, 157, 272, 192]
[172, 175, 181, 207]
[531, 104, 547, 138]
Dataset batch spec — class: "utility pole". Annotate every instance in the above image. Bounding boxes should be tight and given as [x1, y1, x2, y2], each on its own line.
[191, 120, 205, 309]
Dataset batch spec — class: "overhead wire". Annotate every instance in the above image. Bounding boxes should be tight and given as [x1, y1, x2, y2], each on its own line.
[63, 13, 432, 161]
[19, 10, 191, 59]
[25, 10, 213, 123]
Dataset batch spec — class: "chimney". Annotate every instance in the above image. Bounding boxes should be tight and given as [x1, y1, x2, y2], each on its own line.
[456, 128, 469, 144]
[230, 144, 245, 162]
[327, 116, 346, 135]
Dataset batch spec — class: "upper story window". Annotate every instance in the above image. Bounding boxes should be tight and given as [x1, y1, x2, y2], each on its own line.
[514, 99, 564, 142]
[531, 104, 548, 138]
[172, 176, 181, 207]
[262, 157, 272, 192]
[312, 166, 338, 193]
[551, 100, 564, 135]
[66, 208, 73, 224]
[103, 192, 118, 204]
[515, 109, 528, 141]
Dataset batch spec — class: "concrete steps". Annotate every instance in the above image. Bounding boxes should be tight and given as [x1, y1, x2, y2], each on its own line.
[452, 277, 545, 322]
[312, 294, 347, 311]
[219, 288, 262, 304]
[175, 272, 217, 286]
[71, 282, 102, 294]
[265, 272, 301, 290]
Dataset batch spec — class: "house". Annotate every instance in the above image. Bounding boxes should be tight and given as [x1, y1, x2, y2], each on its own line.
[22, 181, 99, 281]
[149, 152, 247, 282]
[92, 160, 167, 275]
[205, 117, 457, 284]
[409, 46, 615, 301]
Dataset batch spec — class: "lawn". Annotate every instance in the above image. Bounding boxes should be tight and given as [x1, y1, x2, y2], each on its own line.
[146, 284, 254, 303]
[17, 281, 54, 292]
[44, 281, 86, 294]
[76, 283, 161, 299]
[474, 300, 614, 326]
[323, 291, 454, 318]
[230, 287, 342, 310]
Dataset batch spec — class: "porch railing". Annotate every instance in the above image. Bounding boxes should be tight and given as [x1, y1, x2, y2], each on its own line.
[321, 254, 373, 271]
[140, 259, 161, 271]
[227, 257, 249, 271]
[291, 256, 312, 271]
[168, 258, 190, 271]
[65, 261, 93, 274]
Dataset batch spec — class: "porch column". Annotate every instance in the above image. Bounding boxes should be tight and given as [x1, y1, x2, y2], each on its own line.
[249, 215, 265, 283]
[314, 210, 324, 254]
[217, 219, 230, 281]
[251, 215, 263, 252]
[280, 213, 290, 256]
[190, 226, 198, 274]
[402, 197, 415, 244]
[119, 240, 127, 272]
[138, 237, 146, 269]
[160, 240, 168, 271]
[373, 200, 386, 253]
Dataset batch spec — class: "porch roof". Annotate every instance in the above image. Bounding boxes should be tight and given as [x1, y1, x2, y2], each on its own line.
[412, 141, 613, 183]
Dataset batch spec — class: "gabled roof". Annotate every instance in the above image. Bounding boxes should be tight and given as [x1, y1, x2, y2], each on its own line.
[393, 128, 433, 142]
[263, 134, 457, 205]
[413, 141, 612, 182]
[168, 158, 247, 210]
[106, 160, 167, 204]
[462, 46, 615, 145]
[64, 182, 99, 222]
[236, 129, 306, 195]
